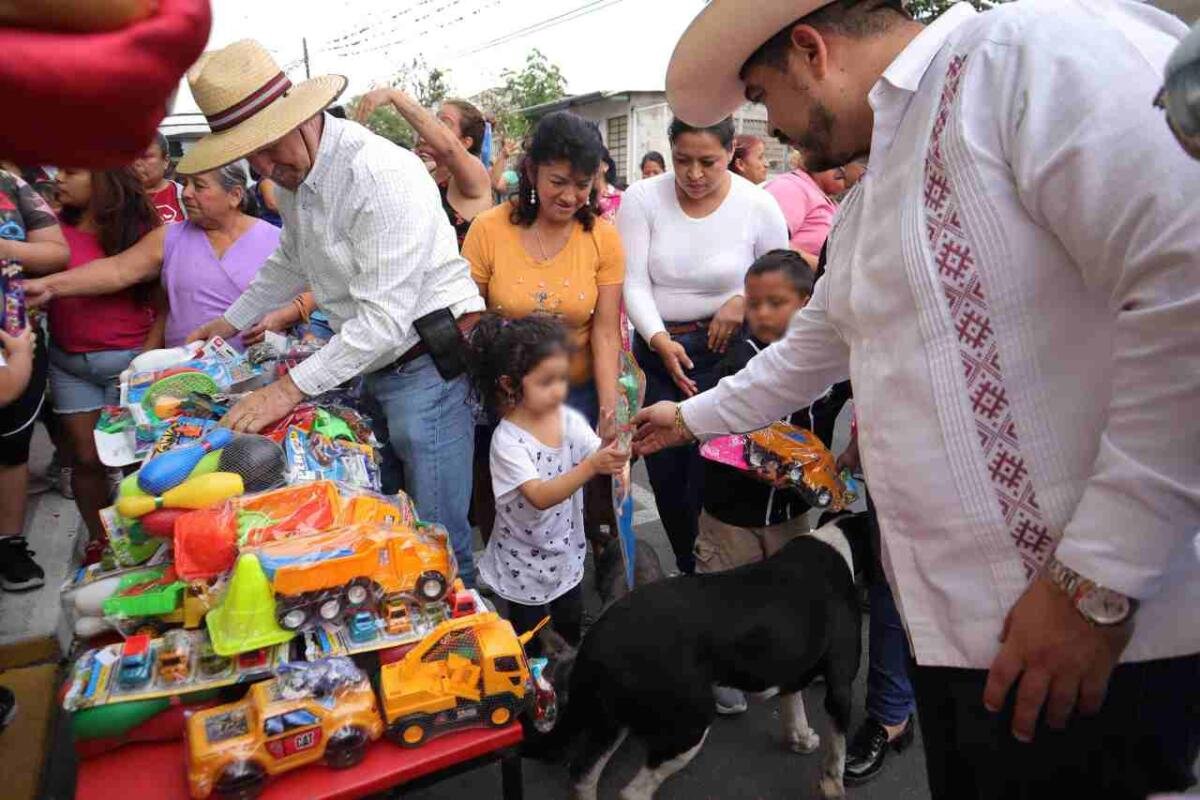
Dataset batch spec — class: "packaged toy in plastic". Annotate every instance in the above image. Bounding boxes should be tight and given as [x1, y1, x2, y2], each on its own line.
[186, 657, 384, 799]
[701, 421, 852, 510]
[612, 350, 646, 590]
[172, 482, 417, 580]
[379, 613, 546, 747]
[284, 427, 380, 490]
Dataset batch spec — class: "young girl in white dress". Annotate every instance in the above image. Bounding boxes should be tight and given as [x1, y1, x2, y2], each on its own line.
[469, 313, 628, 647]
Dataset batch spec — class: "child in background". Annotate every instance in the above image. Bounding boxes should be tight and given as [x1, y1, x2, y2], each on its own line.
[469, 313, 628, 647]
[697, 250, 823, 713]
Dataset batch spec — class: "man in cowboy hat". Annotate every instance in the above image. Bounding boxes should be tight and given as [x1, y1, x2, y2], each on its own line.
[635, 0, 1200, 797]
[183, 40, 484, 585]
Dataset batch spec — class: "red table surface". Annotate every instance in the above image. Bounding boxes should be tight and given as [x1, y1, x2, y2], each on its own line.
[76, 723, 524, 800]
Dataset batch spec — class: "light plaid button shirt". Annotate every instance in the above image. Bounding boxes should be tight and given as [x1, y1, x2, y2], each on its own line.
[224, 114, 484, 396]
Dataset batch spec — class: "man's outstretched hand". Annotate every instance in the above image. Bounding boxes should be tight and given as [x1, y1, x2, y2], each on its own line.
[632, 401, 693, 456]
[222, 374, 305, 434]
[983, 574, 1133, 743]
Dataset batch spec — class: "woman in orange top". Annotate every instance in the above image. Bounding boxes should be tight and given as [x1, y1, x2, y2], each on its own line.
[463, 112, 624, 542]
[463, 111, 624, 427]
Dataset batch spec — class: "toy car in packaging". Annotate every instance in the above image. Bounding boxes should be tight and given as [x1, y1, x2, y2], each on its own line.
[116, 634, 154, 691]
[284, 428, 381, 491]
[186, 658, 383, 799]
[379, 612, 548, 747]
[744, 423, 848, 509]
[157, 629, 193, 685]
[253, 522, 456, 632]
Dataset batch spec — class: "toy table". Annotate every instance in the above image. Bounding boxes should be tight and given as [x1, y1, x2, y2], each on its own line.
[75, 722, 524, 800]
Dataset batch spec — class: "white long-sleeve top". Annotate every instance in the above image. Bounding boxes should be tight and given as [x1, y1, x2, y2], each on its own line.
[223, 114, 484, 396]
[618, 172, 787, 340]
[682, 0, 1200, 669]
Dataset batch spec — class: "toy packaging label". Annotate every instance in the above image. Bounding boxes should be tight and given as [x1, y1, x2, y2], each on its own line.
[100, 506, 165, 568]
[284, 427, 380, 491]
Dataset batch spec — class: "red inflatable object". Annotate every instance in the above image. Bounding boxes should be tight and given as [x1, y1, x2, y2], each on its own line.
[173, 508, 238, 580]
[140, 508, 191, 538]
[0, 0, 211, 168]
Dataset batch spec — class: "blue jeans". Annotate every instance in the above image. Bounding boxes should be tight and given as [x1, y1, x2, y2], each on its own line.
[866, 576, 917, 726]
[366, 354, 476, 585]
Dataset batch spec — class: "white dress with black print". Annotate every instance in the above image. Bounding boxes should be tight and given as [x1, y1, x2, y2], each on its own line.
[479, 407, 599, 605]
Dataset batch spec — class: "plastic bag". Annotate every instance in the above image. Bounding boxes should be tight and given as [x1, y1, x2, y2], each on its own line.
[173, 482, 418, 580]
[612, 350, 646, 591]
[284, 427, 380, 490]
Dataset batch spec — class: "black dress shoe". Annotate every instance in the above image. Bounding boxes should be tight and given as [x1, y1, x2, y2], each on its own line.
[843, 716, 914, 786]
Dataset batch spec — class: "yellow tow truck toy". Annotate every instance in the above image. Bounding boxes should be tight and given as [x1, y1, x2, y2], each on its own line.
[380, 612, 549, 747]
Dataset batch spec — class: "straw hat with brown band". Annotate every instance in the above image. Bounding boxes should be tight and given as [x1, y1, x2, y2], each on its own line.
[666, 0, 838, 128]
[176, 39, 347, 176]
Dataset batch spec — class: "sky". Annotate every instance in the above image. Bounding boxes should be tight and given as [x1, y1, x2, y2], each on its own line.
[172, 0, 705, 117]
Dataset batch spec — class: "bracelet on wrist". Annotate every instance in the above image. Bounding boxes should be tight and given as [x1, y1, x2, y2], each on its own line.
[674, 404, 696, 442]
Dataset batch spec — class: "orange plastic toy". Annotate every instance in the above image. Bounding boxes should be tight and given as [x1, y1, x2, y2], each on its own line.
[379, 612, 538, 748]
[745, 422, 850, 510]
[257, 524, 454, 631]
[186, 661, 383, 799]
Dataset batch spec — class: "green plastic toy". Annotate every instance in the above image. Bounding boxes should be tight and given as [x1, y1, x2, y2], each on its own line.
[102, 566, 185, 618]
[205, 553, 294, 657]
[313, 409, 356, 442]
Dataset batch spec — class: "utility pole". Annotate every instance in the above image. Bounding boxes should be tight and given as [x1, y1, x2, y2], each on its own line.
[302, 37, 311, 79]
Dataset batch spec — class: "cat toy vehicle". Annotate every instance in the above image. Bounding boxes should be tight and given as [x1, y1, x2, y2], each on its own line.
[186, 660, 383, 799]
[745, 422, 849, 509]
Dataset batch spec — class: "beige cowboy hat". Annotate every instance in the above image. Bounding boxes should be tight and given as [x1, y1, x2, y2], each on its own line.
[666, 0, 835, 128]
[176, 39, 346, 175]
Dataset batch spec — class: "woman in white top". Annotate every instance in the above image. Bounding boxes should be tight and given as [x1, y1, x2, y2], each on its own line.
[618, 116, 787, 573]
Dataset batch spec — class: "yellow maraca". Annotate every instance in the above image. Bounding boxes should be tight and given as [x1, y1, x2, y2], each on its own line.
[116, 472, 244, 519]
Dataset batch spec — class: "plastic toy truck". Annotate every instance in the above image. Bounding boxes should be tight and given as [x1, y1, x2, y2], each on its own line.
[256, 523, 455, 632]
[745, 422, 849, 509]
[186, 660, 384, 799]
[156, 629, 192, 685]
[382, 596, 413, 636]
[116, 634, 154, 690]
[379, 612, 543, 747]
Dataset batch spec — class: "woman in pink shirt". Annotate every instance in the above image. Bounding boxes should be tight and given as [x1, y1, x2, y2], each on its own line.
[764, 162, 837, 267]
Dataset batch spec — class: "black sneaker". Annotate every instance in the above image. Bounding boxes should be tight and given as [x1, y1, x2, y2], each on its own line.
[0, 536, 45, 592]
[0, 686, 15, 733]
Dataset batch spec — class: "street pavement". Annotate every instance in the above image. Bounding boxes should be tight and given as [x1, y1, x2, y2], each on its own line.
[409, 457, 931, 800]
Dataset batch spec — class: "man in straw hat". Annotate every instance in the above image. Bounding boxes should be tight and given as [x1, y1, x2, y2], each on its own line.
[183, 40, 484, 585]
[634, 0, 1200, 797]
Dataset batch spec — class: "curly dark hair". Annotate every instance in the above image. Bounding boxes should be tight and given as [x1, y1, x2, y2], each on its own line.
[510, 111, 604, 232]
[468, 312, 572, 414]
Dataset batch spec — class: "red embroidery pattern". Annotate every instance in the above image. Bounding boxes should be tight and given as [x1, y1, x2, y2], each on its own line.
[924, 55, 1053, 578]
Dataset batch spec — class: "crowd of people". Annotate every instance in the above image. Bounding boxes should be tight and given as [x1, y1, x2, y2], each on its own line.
[0, 0, 1198, 797]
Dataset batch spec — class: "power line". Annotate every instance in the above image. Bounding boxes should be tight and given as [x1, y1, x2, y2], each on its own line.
[451, 0, 628, 58]
[323, 0, 502, 60]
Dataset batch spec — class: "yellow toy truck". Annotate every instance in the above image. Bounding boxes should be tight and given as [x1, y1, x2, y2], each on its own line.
[254, 523, 455, 632]
[186, 658, 384, 799]
[379, 612, 540, 747]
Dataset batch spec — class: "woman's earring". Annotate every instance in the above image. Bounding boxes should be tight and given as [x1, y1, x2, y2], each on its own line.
[530, 187, 538, 205]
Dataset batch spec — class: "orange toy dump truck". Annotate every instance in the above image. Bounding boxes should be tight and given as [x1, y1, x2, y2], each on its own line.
[255, 523, 455, 632]
[379, 612, 539, 747]
[186, 660, 383, 799]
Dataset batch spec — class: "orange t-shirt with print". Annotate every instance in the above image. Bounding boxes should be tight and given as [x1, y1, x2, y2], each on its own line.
[463, 203, 625, 385]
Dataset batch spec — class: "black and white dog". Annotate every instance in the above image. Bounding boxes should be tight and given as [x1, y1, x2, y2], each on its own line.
[557, 519, 861, 800]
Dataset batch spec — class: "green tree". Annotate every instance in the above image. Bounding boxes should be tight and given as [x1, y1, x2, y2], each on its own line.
[495, 49, 568, 140]
[357, 57, 452, 148]
[906, 0, 1004, 21]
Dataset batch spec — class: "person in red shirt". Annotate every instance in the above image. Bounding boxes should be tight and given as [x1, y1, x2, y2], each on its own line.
[51, 167, 159, 561]
[132, 132, 187, 224]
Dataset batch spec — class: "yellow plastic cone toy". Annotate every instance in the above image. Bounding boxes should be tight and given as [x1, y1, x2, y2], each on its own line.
[205, 553, 295, 657]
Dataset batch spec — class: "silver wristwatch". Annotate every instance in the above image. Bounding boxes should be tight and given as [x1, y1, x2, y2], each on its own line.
[1043, 556, 1137, 626]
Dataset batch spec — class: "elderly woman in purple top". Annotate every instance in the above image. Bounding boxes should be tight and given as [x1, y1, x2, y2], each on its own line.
[25, 163, 280, 350]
